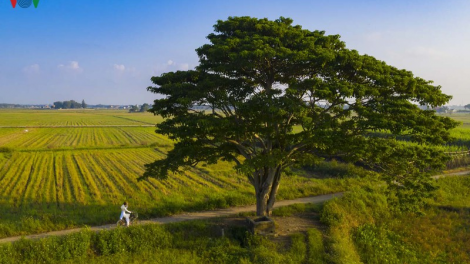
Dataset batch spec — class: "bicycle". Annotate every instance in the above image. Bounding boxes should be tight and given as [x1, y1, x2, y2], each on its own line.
[116, 212, 138, 227]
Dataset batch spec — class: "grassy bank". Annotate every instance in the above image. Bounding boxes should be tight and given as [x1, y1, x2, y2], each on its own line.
[320, 175, 470, 263]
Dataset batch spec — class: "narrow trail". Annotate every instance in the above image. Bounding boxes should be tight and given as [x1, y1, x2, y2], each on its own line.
[0, 193, 343, 244]
[432, 169, 470, 179]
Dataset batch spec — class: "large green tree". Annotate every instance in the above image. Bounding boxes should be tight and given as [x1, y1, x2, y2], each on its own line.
[142, 17, 458, 216]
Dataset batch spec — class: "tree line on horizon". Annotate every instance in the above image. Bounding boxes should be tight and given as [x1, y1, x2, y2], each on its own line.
[52, 100, 87, 109]
[128, 103, 150, 113]
[0, 102, 154, 109]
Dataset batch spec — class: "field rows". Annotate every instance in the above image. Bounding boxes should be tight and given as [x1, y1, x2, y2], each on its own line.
[0, 127, 170, 150]
[448, 127, 470, 149]
[0, 149, 251, 208]
[0, 109, 467, 239]
[0, 146, 365, 239]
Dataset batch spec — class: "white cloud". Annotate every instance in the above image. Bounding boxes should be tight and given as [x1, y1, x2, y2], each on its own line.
[152, 60, 192, 76]
[58, 61, 83, 72]
[114, 64, 126, 71]
[69, 61, 80, 70]
[23, 64, 40, 74]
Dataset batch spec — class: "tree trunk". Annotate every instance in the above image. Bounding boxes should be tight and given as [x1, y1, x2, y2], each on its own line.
[254, 165, 282, 216]
[266, 166, 282, 216]
[256, 191, 269, 216]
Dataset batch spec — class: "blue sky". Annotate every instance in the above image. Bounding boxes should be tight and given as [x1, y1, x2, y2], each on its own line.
[1, 0, 469, 105]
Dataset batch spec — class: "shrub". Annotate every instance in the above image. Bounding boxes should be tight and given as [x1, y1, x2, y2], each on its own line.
[285, 233, 307, 263]
[8, 230, 92, 264]
[306, 228, 327, 264]
[353, 224, 420, 264]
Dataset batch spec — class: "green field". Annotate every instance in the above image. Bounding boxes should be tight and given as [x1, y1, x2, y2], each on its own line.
[0, 109, 372, 238]
[0, 109, 162, 127]
[1, 109, 470, 263]
[0, 176, 468, 264]
[0, 127, 170, 150]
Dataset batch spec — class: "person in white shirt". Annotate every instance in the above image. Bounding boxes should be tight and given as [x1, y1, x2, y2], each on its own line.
[120, 201, 132, 227]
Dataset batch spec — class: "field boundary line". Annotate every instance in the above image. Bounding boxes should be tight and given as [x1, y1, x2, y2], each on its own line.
[16, 145, 169, 153]
[0, 125, 155, 128]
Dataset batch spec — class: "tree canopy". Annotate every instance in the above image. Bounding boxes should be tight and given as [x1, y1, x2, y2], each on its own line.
[140, 103, 150, 112]
[53, 100, 83, 109]
[142, 17, 458, 215]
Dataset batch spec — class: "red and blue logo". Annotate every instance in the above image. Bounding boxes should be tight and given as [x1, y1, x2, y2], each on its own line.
[10, 0, 40, 8]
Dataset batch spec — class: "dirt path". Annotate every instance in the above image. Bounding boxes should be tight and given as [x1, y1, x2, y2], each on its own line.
[432, 169, 470, 179]
[0, 193, 343, 244]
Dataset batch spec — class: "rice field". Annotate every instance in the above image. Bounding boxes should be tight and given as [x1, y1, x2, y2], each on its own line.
[0, 109, 162, 127]
[0, 148, 252, 237]
[0, 127, 169, 150]
[438, 113, 470, 147]
[0, 147, 362, 238]
[0, 109, 370, 238]
[0, 109, 469, 238]
[0, 148, 253, 208]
